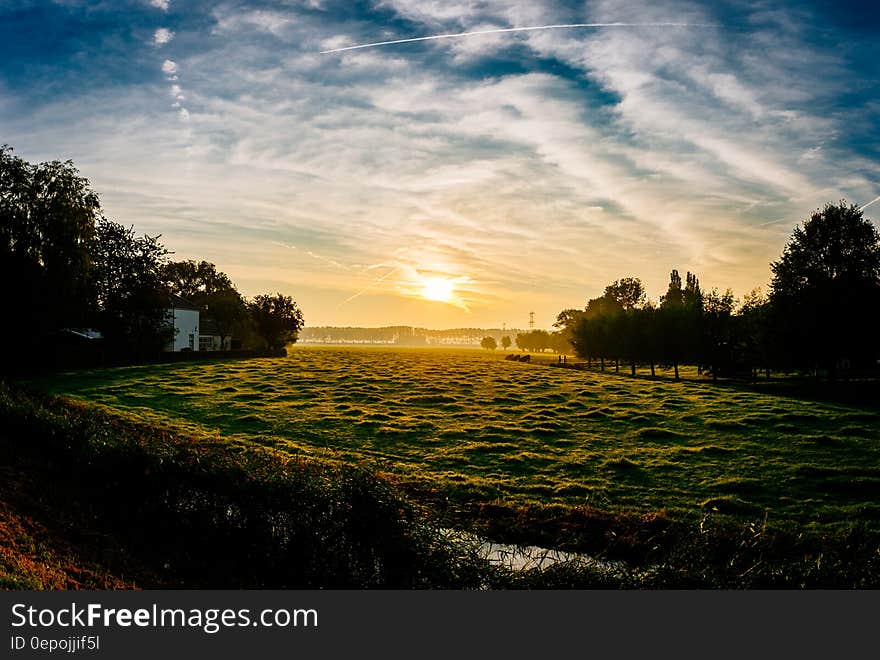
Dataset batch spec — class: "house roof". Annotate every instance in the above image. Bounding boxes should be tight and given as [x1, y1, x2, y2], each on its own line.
[169, 294, 200, 311]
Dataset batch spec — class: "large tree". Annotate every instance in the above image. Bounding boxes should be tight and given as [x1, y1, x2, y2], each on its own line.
[698, 288, 736, 380]
[90, 219, 172, 356]
[162, 260, 235, 300]
[163, 260, 248, 349]
[0, 146, 100, 349]
[603, 277, 646, 310]
[248, 293, 305, 352]
[769, 201, 880, 374]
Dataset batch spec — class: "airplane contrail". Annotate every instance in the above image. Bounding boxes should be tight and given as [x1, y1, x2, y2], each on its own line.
[320, 22, 716, 54]
[860, 195, 880, 211]
[758, 193, 880, 228]
[336, 265, 400, 308]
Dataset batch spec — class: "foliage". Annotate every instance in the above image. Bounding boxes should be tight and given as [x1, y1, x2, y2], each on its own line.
[603, 277, 646, 310]
[90, 219, 173, 356]
[515, 329, 552, 352]
[769, 201, 880, 373]
[163, 260, 249, 348]
[248, 293, 305, 351]
[501, 335, 512, 350]
[162, 259, 236, 299]
[480, 336, 497, 350]
[0, 145, 100, 362]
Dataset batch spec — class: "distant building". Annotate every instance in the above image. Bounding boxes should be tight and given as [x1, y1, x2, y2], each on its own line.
[199, 319, 240, 352]
[166, 294, 200, 352]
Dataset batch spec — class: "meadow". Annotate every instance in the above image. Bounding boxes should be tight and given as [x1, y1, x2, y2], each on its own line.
[31, 346, 880, 532]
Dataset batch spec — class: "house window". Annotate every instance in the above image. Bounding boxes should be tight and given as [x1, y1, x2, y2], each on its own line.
[199, 336, 213, 352]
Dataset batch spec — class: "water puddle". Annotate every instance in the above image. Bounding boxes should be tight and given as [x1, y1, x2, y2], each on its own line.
[442, 528, 620, 572]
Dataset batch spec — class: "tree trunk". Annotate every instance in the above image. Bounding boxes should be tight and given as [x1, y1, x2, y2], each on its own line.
[600, 357, 605, 371]
[615, 358, 619, 373]
[630, 359, 636, 376]
[650, 361, 655, 377]
[674, 363, 679, 381]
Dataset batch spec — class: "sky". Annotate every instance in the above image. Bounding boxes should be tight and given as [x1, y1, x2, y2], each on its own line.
[1, 0, 878, 329]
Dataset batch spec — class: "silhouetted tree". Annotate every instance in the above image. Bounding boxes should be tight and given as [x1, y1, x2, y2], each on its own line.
[90, 219, 172, 356]
[480, 336, 497, 350]
[737, 288, 772, 379]
[515, 330, 551, 352]
[549, 330, 571, 354]
[698, 288, 736, 380]
[501, 335, 511, 350]
[163, 260, 248, 349]
[603, 277, 646, 310]
[248, 293, 305, 352]
[553, 308, 584, 331]
[769, 201, 880, 376]
[658, 269, 702, 380]
[0, 146, 100, 359]
[163, 260, 235, 300]
[633, 304, 660, 376]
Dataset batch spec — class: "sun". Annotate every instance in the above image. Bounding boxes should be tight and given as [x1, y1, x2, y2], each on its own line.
[420, 276, 456, 303]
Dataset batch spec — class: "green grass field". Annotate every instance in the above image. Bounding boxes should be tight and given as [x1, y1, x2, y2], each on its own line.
[29, 346, 880, 532]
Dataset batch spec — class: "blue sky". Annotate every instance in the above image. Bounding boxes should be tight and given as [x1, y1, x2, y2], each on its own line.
[1, 0, 878, 328]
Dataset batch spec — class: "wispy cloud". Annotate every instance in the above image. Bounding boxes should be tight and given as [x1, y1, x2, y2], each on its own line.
[149, 0, 170, 11]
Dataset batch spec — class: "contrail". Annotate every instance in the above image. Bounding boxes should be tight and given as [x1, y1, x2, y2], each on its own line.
[860, 195, 880, 211]
[758, 193, 880, 228]
[336, 266, 399, 308]
[320, 22, 715, 54]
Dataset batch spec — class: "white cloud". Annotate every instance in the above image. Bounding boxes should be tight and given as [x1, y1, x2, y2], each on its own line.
[161, 59, 178, 76]
[212, 9, 294, 37]
[178, 108, 190, 121]
[153, 28, 174, 46]
[149, 0, 169, 11]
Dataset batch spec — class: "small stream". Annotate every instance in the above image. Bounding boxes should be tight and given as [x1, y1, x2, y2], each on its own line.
[442, 529, 621, 572]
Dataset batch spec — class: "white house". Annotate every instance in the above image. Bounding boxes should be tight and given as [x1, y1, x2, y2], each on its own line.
[165, 294, 200, 351]
[199, 319, 235, 352]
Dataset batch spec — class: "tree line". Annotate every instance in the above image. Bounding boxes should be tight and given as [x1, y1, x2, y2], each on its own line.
[0, 146, 304, 371]
[552, 202, 880, 380]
